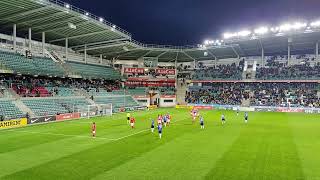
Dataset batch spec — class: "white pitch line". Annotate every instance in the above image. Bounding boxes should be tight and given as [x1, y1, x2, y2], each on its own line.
[13, 130, 111, 140]
[6, 115, 192, 142]
[111, 129, 149, 141]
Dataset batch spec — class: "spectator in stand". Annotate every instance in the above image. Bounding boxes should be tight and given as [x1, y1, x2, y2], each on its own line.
[186, 82, 320, 108]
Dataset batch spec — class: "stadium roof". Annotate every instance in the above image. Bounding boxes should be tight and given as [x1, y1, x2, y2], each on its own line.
[0, 0, 320, 62]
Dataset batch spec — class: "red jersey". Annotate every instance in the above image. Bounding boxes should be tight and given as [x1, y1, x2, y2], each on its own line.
[130, 117, 135, 123]
[92, 124, 96, 131]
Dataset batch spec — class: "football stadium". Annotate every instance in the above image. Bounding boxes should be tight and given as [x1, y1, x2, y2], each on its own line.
[1, 0, 320, 179]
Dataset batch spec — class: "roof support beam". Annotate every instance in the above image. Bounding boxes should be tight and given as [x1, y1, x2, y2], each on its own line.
[29, 16, 80, 32]
[0, 6, 50, 21]
[182, 51, 196, 61]
[156, 51, 168, 58]
[49, 30, 109, 43]
[70, 38, 128, 49]
[18, 11, 66, 27]
[231, 46, 240, 58]
[78, 42, 128, 52]
[136, 50, 154, 59]
[206, 49, 218, 59]
[258, 39, 265, 67]
[34, 20, 89, 34]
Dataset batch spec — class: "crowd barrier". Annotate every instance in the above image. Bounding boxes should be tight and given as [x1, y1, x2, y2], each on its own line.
[188, 104, 320, 114]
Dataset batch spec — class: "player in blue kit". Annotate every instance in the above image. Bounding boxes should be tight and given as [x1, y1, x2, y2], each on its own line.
[163, 115, 167, 127]
[158, 123, 163, 139]
[200, 116, 204, 129]
[244, 112, 248, 124]
[151, 119, 155, 133]
[221, 114, 226, 125]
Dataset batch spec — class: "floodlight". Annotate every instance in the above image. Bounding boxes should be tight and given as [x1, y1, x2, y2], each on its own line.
[270, 27, 279, 33]
[112, 25, 116, 28]
[310, 21, 320, 27]
[279, 24, 292, 31]
[99, 17, 104, 22]
[204, 40, 210, 45]
[254, 27, 269, 34]
[223, 32, 237, 39]
[65, 4, 70, 9]
[292, 22, 307, 30]
[85, 12, 89, 16]
[237, 30, 251, 37]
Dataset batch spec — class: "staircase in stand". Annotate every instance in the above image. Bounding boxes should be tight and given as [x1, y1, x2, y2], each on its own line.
[176, 79, 187, 105]
[13, 99, 35, 117]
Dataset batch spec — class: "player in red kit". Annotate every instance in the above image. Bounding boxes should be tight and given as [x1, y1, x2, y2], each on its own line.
[157, 114, 162, 125]
[130, 117, 135, 129]
[92, 122, 96, 138]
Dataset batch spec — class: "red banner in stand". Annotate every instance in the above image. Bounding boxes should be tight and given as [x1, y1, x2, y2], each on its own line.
[124, 68, 145, 74]
[156, 69, 176, 75]
[127, 78, 176, 82]
[125, 81, 175, 87]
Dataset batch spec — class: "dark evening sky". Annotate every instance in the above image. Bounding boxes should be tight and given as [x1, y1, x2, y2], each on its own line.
[65, 0, 320, 45]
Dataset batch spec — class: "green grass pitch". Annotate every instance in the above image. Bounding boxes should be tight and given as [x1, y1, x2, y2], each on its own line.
[0, 108, 320, 180]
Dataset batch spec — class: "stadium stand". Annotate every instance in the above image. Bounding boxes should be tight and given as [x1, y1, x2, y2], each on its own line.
[127, 87, 147, 95]
[187, 82, 320, 107]
[0, 99, 24, 120]
[256, 63, 320, 80]
[66, 62, 121, 80]
[22, 97, 90, 117]
[0, 50, 65, 77]
[193, 63, 243, 80]
[93, 96, 139, 109]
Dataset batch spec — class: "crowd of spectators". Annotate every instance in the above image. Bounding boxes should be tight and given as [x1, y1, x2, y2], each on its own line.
[186, 83, 249, 105]
[193, 62, 243, 80]
[257, 55, 320, 80]
[186, 82, 320, 108]
[0, 74, 120, 97]
[256, 63, 320, 80]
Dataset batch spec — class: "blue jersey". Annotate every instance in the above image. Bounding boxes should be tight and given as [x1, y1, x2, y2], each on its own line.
[200, 117, 204, 124]
[163, 116, 167, 122]
[151, 120, 155, 126]
[158, 125, 163, 133]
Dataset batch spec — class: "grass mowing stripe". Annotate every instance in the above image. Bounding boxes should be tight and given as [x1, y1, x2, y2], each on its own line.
[2, 121, 193, 180]
[0, 136, 109, 178]
[288, 113, 320, 179]
[204, 112, 305, 180]
[92, 111, 243, 180]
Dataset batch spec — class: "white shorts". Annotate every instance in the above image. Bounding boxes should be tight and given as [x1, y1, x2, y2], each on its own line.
[92, 131, 96, 134]
[131, 123, 134, 127]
